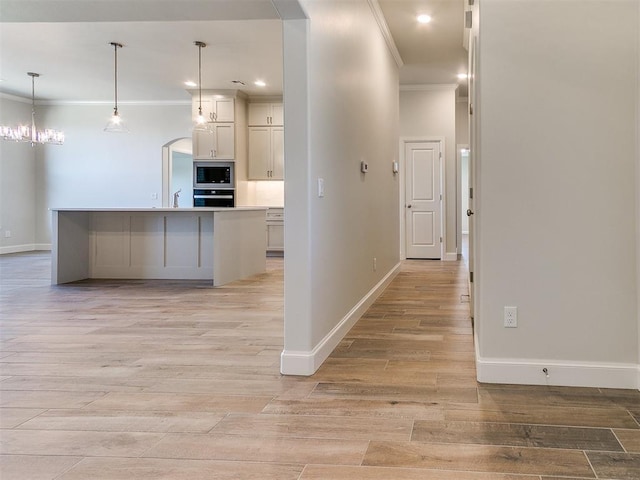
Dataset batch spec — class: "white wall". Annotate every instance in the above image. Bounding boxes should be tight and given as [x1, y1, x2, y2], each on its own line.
[456, 98, 469, 145]
[476, 0, 639, 388]
[281, 0, 400, 373]
[399, 87, 457, 258]
[34, 103, 192, 244]
[0, 96, 38, 253]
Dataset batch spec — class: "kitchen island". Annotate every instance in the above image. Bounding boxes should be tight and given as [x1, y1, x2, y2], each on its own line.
[51, 208, 267, 286]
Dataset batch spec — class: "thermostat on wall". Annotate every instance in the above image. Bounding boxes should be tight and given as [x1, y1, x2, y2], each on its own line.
[360, 161, 369, 173]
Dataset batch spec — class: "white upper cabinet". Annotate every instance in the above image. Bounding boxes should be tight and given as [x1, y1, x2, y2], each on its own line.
[192, 96, 235, 123]
[190, 93, 236, 160]
[248, 126, 283, 180]
[248, 102, 283, 126]
[193, 124, 235, 160]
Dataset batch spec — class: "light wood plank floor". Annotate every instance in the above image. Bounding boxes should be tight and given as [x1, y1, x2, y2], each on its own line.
[1, 251, 639, 479]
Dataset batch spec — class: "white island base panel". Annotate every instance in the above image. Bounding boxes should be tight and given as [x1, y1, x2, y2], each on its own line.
[51, 208, 267, 286]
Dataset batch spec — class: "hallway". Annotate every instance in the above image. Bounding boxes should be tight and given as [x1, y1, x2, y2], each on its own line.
[1, 252, 639, 479]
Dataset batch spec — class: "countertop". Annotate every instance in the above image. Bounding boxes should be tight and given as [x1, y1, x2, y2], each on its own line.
[51, 207, 268, 212]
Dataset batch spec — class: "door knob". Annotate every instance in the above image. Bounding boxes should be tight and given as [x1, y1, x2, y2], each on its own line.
[407, 204, 412, 208]
[466, 209, 474, 216]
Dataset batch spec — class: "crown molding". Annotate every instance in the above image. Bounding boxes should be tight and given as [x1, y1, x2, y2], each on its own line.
[400, 84, 459, 92]
[367, 0, 403, 69]
[40, 100, 191, 106]
[0, 93, 191, 107]
[0, 92, 31, 103]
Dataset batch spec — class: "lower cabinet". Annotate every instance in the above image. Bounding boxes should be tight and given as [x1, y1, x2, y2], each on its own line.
[266, 207, 284, 256]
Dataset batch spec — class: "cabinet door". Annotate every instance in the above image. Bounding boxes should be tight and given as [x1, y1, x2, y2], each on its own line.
[267, 223, 284, 251]
[271, 103, 284, 126]
[192, 129, 216, 159]
[213, 98, 234, 122]
[248, 127, 270, 180]
[271, 127, 284, 180]
[212, 123, 235, 159]
[248, 104, 271, 126]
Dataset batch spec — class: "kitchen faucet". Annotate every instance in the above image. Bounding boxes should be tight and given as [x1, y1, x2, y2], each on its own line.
[172, 189, 181, 208]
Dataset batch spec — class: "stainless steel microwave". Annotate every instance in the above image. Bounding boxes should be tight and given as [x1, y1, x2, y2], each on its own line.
[193, 161, 234, 189]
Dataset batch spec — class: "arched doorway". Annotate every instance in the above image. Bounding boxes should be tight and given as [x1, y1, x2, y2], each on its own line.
[161, 137, 192, 208]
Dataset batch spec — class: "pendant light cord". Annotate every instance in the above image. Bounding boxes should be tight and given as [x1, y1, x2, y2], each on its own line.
[27, 72, 39, 144]
[110, 43, 123, 116]
[195, 41, 206, 116]
[30, 73, 35, 112]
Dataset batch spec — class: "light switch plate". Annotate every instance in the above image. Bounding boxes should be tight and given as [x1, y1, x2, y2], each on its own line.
[318, 178, 325, 197]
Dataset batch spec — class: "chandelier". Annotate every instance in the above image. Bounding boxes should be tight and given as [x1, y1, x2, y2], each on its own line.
[0, 72, 64, 145]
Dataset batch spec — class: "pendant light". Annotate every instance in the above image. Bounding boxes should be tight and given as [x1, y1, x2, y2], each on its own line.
[0, 72, 64, 145]
[104, 42, 129, 133]
[193, 41, 209, 132]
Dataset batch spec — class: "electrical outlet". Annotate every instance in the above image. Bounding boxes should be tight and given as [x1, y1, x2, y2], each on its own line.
[4, 230, 11, 238]
[504, 306, 517, 328]
[151, 193, 158, 200]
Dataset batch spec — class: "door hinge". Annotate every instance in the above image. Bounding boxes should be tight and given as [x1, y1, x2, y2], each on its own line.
[440, 236, 443, 243]
[440, 194, 442, 201]
[470, 271, 474, 283]
[470, 104, 473, 115]
[469, 187, 473, 199]
[439, 152, 442, 159]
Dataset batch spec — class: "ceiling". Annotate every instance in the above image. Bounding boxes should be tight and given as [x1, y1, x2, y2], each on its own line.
[0, 0, 467, 103]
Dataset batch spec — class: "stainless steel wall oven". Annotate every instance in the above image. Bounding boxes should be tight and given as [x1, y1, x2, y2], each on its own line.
[193, 162, 235, 207]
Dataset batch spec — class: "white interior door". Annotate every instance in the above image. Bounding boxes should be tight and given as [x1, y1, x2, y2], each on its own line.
[405, 141, 442, 259]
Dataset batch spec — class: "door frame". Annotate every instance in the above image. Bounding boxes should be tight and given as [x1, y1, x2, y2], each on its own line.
[457, 143, 470, 259]
[399, 136, 446, 260]
[161, 137, 192, 208]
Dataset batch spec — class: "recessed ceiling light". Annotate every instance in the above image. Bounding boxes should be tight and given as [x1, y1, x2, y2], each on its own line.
[254, 80, 266, 87]
[457, 73, 468, 80]
[184, 81, 197, 87]
[417, 14, 432, 24]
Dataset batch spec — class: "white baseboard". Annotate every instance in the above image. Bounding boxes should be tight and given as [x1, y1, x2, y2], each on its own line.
[477, 356, 640, 390]
[281, 262, 401, 376]
[0, 244, 51, 255]
[443, 252, 457, 261]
